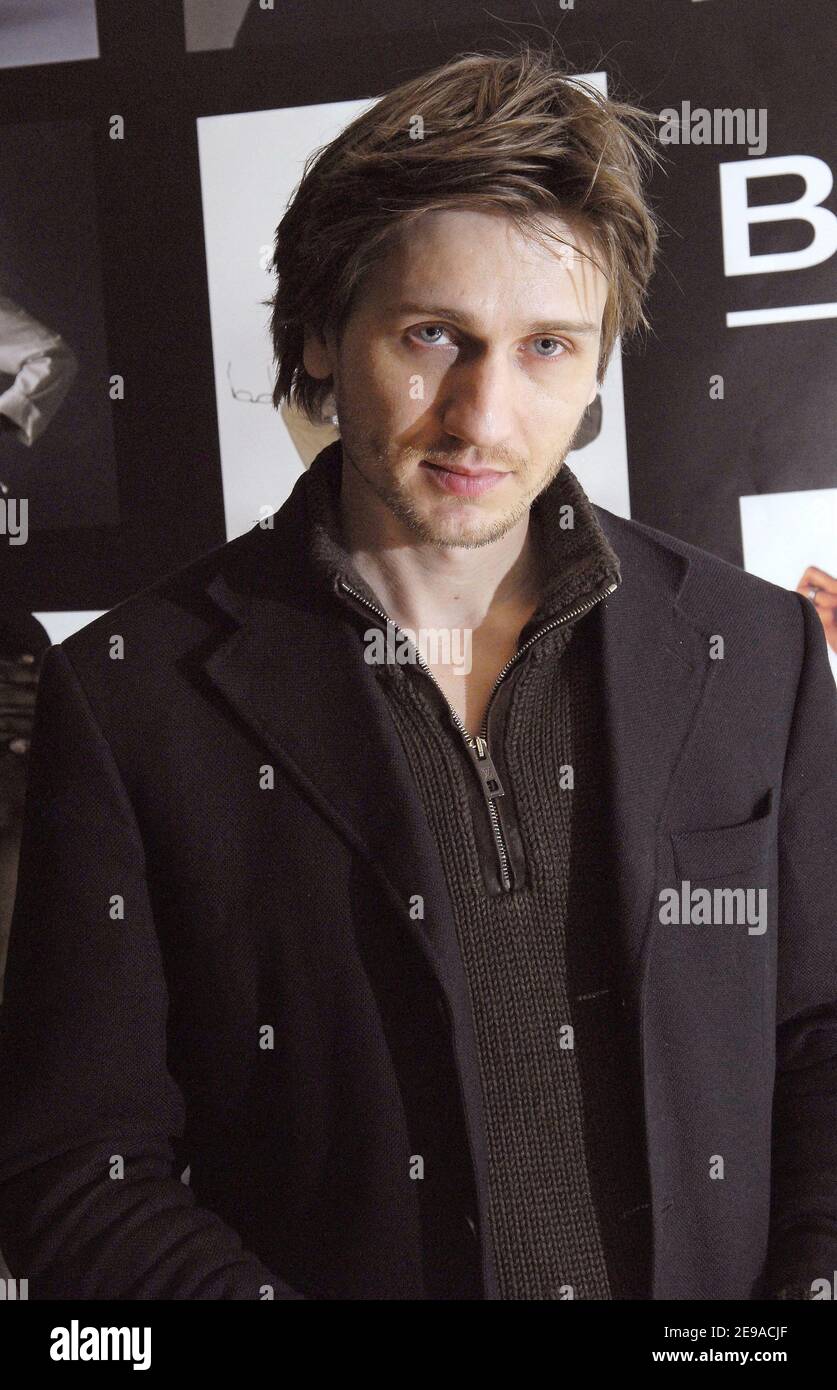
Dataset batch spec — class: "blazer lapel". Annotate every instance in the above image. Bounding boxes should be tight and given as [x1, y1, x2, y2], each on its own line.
[199, 482, 501, 1293]
[596, 508, 724, 1296]
[594, 510, 718, 1007]
[200, 532, 466, 1002]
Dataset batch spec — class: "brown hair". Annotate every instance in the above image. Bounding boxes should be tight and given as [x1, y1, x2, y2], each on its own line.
[264, 41, 661, 424]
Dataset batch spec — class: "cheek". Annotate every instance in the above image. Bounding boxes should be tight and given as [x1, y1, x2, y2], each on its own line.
[337, 345, 394, 416]
[549, 356, 599, 406]
[366, 344, 441, 417]
[531, 364, 593, 411]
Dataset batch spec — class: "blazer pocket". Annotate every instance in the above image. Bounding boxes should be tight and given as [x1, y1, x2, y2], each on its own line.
[670, 788, 775, 880]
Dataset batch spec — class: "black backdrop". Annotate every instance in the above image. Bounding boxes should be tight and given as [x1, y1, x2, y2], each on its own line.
[0, 0, 834, 611]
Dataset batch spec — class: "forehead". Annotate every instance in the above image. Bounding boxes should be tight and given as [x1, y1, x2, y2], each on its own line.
[359, 206, 608, 325]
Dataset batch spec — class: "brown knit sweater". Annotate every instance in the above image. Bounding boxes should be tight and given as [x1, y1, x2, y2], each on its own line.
[305, 442, 652, 1300]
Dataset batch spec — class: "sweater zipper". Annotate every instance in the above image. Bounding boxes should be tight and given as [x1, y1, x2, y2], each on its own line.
[339, 577, 618, 892]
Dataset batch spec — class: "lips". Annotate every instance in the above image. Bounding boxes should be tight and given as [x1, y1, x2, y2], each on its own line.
[420, 459, 509, 498]
[423, 459, 506, 478]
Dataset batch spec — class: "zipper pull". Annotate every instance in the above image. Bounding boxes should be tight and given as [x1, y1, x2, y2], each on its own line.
[467, 736, 505, 798]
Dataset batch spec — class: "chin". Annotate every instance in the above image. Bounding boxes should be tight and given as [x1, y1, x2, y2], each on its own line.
[426, 508, 517, 549]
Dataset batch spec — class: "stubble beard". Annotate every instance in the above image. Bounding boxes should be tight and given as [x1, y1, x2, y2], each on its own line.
[341, 428, 579, 552]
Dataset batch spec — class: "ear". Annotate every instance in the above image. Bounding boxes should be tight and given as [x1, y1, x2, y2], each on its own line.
[302, 326, 333, 381]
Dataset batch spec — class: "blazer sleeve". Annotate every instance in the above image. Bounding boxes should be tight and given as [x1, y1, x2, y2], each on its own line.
[0, 643, 305, 1299]
[759, 593, 837, 1299]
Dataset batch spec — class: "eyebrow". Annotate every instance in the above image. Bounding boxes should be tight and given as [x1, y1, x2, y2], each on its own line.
[394, 302, 600, 336]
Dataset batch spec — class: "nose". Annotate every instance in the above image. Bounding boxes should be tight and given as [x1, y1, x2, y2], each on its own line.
[437, 347, 516, 454]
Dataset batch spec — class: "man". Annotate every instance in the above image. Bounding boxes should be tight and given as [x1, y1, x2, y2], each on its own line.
[0, 46, 835, 1301]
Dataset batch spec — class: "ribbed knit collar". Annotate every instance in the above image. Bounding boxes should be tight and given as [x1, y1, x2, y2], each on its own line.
[304, 438, 621, 638]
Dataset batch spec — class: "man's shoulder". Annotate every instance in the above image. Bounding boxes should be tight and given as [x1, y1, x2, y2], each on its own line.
[58, 523, 269, 676]
[595, 505, 802, 627]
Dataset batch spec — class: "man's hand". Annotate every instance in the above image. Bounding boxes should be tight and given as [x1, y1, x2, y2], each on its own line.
[796, 566, 837, 655]
[0, 653, 39, 754]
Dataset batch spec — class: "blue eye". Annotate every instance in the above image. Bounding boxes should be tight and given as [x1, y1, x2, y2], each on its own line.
[532, 336, 567, 358]
[409, 326, 570, 357]
[414, 325, 452, 345]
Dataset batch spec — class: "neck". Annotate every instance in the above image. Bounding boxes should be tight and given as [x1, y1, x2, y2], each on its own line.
[338, 456, 541, 633]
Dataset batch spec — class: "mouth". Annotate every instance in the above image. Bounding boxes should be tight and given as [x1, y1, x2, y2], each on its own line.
[420, 458, 510, 498]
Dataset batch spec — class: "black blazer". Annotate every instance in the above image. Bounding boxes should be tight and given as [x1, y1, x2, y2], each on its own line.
[0, 463, 835, 1300]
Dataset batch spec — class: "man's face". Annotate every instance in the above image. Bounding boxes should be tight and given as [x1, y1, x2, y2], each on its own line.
[303, 207, 608, 549]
